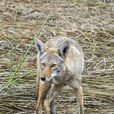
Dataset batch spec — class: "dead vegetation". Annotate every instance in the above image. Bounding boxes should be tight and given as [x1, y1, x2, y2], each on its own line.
[0, 0, 113, 114]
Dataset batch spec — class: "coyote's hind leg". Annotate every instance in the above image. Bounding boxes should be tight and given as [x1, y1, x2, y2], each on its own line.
[69, 79, 84, 114]
[75, 86, 84, 114]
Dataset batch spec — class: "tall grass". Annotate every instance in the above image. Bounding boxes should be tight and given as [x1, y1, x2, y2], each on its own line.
[10, 11, 17, 80]
[8, 68, 37, 87]
[0, 10, 52, 92]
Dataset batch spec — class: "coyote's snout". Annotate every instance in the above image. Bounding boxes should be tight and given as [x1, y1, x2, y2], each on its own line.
[35, 37, 84, 114]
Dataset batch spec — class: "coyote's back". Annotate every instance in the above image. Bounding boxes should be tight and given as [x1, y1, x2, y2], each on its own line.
[35, 36, 85, 114]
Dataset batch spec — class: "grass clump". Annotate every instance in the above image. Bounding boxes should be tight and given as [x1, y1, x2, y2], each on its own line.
[0, 10, 52, 92]
[62, 0, 105, 6]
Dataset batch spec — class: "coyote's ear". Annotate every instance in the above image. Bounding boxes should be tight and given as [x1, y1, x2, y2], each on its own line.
[35, 39, 45, 55]
[58, 41, 69, 57]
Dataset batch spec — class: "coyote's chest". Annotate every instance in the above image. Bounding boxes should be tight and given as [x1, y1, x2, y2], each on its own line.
[52, 72, 74, 85]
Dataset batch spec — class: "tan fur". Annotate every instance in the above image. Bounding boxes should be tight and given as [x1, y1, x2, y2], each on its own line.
[45, 45, 49, 52]
[36, 37, 84, 114]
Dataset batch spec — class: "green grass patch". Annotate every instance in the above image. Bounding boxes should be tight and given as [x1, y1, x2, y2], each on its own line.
[10, 11, 17, 80]
[0, 10, 52, 92]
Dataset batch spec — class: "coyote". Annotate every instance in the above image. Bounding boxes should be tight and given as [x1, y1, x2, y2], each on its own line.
[35, 36, 84, 114]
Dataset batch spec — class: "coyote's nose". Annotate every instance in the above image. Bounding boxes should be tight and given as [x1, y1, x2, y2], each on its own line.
[41, 76, 46, 81]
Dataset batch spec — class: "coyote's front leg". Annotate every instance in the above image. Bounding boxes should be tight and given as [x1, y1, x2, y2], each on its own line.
[36, 80, 51, 114]
[44, 84, 62, 114]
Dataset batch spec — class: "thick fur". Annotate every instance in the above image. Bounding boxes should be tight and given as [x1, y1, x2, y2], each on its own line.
[35, 37, 84, 114]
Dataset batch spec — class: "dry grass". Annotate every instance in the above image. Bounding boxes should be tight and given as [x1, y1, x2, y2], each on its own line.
[0, 0, 113, 114]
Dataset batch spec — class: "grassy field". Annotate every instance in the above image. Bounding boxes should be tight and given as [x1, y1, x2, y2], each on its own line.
[0, 0, 113, 114]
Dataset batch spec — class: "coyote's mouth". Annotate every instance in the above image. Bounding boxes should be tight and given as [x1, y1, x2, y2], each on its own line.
[45, 78, 52, 82]
[40, 76, 52, 82]
[41, 72, 57, 82]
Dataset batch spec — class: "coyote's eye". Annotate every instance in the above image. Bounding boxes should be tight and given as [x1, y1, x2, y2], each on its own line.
[41, 63, 45, 67]
[51, 64, 57, 68]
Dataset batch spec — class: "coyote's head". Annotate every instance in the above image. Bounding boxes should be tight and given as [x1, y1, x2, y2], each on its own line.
[35, 39, 69, 82]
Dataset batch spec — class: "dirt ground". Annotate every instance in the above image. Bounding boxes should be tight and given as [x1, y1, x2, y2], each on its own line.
[0, 0, 113, 114]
